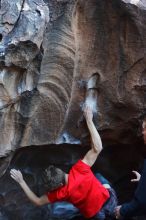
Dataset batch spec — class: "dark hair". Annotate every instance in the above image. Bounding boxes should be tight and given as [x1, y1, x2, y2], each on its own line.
[42, 165, 65, 191]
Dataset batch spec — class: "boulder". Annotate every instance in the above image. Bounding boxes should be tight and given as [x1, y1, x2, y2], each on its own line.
[0, 0, 146, 219]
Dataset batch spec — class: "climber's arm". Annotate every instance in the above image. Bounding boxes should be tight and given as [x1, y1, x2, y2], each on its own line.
[10, 169, 49, 206]
[82, 106, 103, 167]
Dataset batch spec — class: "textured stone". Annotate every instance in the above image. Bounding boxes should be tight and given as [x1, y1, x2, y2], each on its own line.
[1, 0, 146, 155]
[0, 0, 146, 219]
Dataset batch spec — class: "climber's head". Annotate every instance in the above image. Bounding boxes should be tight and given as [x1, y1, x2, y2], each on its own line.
[42, 165, 66, 191]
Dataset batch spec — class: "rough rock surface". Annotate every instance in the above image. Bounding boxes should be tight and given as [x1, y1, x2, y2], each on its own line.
[0, 0, 146, 154]
[0, 0, 146, 219]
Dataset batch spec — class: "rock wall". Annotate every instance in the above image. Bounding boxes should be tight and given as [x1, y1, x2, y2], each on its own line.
[0, 0, 146, 219]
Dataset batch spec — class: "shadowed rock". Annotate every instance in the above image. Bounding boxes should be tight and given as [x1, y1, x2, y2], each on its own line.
[0, 0, 146, 155]
[0, 0, 146, 219]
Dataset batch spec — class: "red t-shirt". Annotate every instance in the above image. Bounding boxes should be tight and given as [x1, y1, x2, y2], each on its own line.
[47, 160, 110, 218]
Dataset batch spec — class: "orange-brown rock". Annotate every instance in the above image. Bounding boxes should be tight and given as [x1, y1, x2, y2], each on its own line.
[0, 0, 146, 219]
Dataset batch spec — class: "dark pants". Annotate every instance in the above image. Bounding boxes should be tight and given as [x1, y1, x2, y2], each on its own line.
[120, 198, 146, 218]
[91, 187, 118, 220]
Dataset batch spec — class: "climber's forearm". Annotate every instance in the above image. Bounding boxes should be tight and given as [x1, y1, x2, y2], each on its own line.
[86, 119, 102, 153]
[20, 180, 49, 206]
